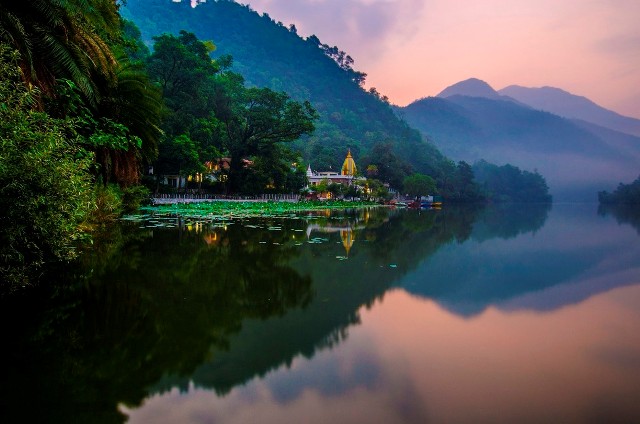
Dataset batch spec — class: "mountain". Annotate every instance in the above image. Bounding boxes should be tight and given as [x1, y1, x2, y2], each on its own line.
[399, 79, 640, 200]
[120, 0, 450, 181]
[499, 85, 640, 137]
[437, 78, 503, 100]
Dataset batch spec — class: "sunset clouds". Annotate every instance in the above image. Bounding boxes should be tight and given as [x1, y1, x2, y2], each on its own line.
[242, 0, 640, 118]
[246, 0, 425, 59]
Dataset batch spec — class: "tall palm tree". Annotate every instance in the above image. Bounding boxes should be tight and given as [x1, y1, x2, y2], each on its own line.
[95, 59, 165, 184]
[0, 0, 120, 106]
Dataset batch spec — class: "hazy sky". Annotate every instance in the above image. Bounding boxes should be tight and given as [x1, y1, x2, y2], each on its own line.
[238, 0, 640, 118]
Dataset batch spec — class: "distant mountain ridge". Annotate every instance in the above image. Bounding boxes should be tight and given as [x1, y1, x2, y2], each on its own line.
[437, 78, 504, 100]
[400, 78, 640, 200]
[499, 85, 640, 137]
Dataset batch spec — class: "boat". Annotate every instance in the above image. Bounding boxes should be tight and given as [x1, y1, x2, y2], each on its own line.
[405, 195, 443, 209]
[419, 195, 443, 209]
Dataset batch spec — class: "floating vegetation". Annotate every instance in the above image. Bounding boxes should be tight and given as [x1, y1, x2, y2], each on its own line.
[130, 200, 378, 221]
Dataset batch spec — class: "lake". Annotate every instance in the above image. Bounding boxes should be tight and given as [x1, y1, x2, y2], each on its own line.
[1, 203, 639, 423]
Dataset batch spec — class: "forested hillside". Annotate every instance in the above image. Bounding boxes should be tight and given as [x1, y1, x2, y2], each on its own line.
[400, 92, 638, 200]
[121, 0, 450, 181]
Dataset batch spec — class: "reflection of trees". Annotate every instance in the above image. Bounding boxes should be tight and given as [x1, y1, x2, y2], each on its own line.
[364, 205, 483, 268]
[472, 203, 551, 241]
[0, 220, 313, 424]
[182, 207, 489, 398]
[0, 204, 554, 423]
[599, 203, 640, 234]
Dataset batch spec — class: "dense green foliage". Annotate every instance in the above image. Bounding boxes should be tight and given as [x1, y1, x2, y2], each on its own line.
[1, 0, 164, 186]
[0, 46, 95, 289]
[403, 174, 437, 199]
[599, 176, 640, 204]
[121, 0, 464, 194]
[0, 0, 164, 288]
[0, 0, 120, 105]
[473, 160, 552, 203]
[145, 30, 316, 194]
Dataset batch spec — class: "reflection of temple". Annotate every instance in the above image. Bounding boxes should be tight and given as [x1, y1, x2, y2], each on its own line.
[306, 150, 362, 188]
[306, 220, 365, 256]
[340, 229, 355, 255]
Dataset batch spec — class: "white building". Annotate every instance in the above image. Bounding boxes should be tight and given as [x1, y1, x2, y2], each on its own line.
[306, 150, 361, 188]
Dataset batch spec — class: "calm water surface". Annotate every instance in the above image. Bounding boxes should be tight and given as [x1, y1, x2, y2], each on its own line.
[2, 203, 639, 423]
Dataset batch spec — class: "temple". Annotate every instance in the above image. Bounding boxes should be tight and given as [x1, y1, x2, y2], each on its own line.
[306, 149, 360, 188]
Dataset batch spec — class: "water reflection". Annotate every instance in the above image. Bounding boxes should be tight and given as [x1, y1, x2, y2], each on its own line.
[2, 203, 640, 423]
[598, 203, 640, 234]
[124, 285, 640, 424]
[401, 203, 639, 316]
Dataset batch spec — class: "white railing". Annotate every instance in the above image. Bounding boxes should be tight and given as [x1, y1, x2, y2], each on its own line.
[152, 193, 300, 204]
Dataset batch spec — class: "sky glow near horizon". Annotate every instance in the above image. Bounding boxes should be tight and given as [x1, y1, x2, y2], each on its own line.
[237, 0, 640, 118]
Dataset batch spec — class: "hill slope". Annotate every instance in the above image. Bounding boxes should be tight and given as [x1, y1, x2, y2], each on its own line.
[121, 0, 449, 179]
[399, 85, 639, 200]
[499, 85, 640, 137]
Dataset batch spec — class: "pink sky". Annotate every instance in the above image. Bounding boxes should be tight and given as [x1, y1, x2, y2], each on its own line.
[238, 0, 640, 118]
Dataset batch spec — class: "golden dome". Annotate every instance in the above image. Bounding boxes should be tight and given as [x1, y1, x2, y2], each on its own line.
[341, 149, 357, 176]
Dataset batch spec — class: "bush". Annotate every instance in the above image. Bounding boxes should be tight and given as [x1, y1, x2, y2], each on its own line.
[0, 44, 95, 290]
[91, 184, 123, 224]
[122, 185, 151, 213]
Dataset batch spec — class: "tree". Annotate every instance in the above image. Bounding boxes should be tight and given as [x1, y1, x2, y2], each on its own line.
[452, 161, 483, 202]
[33, 16, 164, 187]
[364, 178, 390, 201]
[599, 175, 640, 204]
[216, 86, 318, 193]
[327, 182, 343, 199]
[48, 70, 163, 186]
[403, 173, 436, 199]
[147, 31, 217, 115]
[473, 160, 550, 203]
[344, 184, 361, 199]
[146, 31, 226, 189]
[363, 142, 413, 190]
[0, 0, 121, 106]
[154, 134, 203, 190]
[366, 164, 379, 178]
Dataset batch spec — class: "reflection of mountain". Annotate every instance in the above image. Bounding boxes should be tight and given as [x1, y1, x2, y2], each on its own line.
[156, 205, 548, 399]
[471, 203, 551, 241]
[156, 207, 467, 396]
[0, 207, 479, 423]
[6, 204, 639, 423]
[401, 204, 640, 317]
